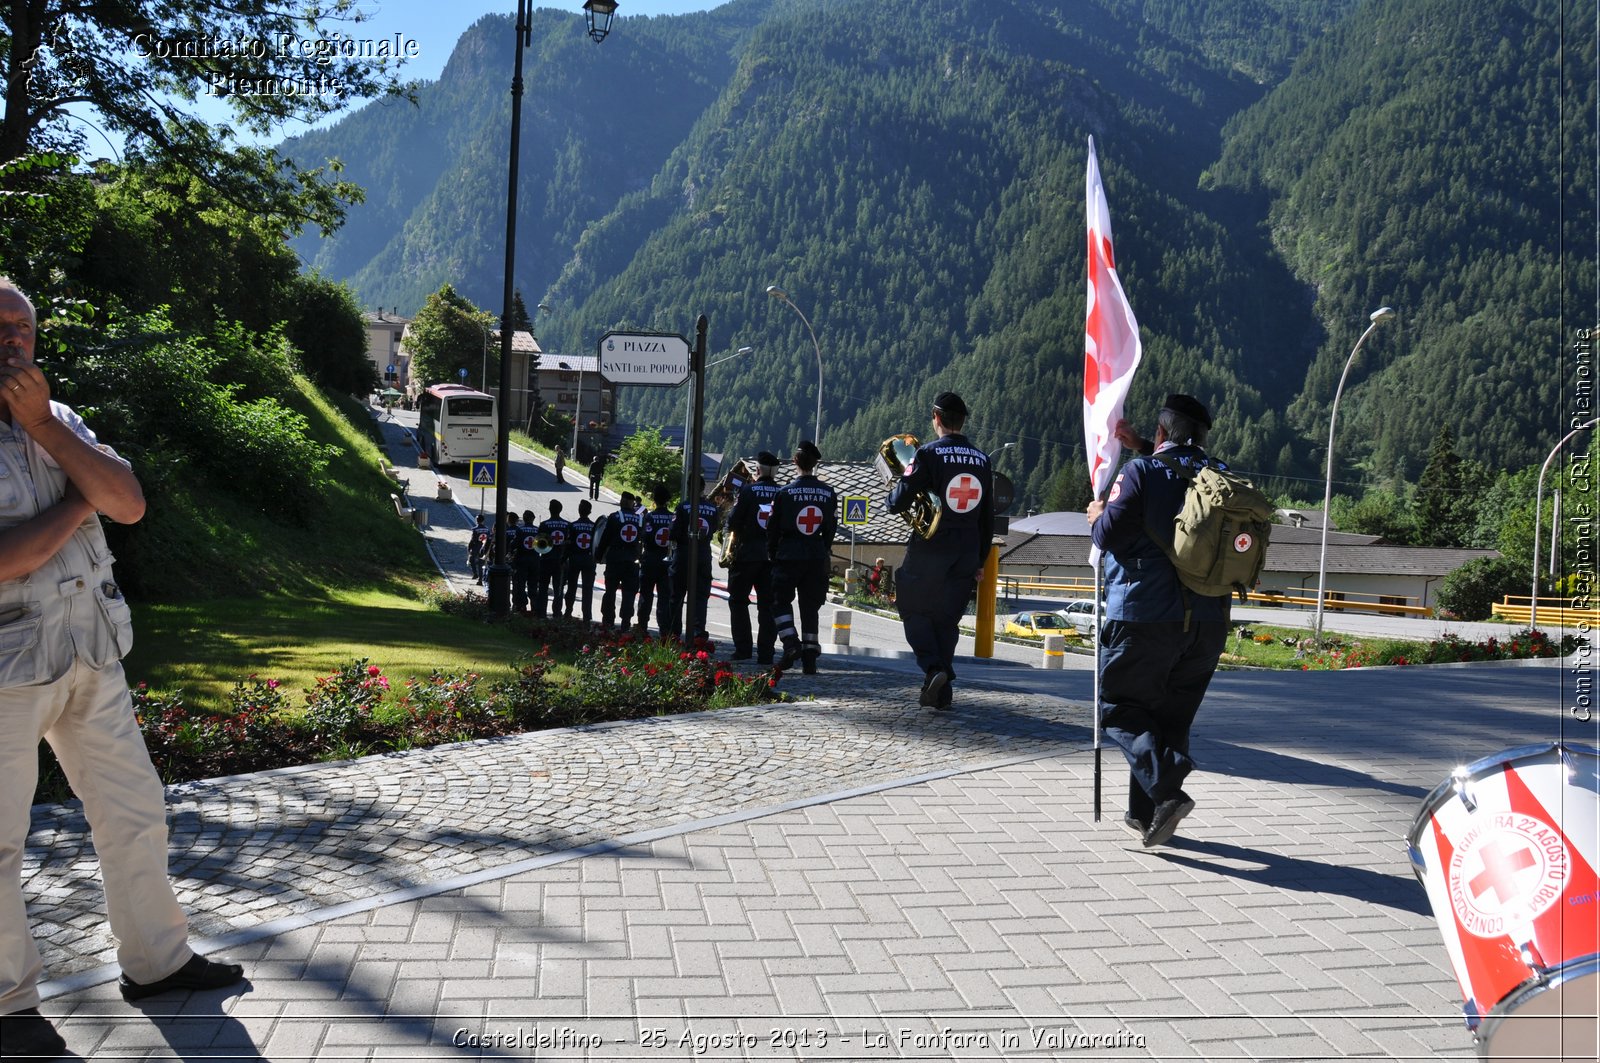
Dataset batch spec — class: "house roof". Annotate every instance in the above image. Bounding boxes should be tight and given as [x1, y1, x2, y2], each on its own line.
[542, 354, 599, 374]
[490, 329, 543, 356]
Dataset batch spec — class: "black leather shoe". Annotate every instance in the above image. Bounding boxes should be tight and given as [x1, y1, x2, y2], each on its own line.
[1, 1007, 66, 1059]
[1122, 813, 1148, 837]
[756, 652, 774, 665]
[731, 649, 753, 661]
[119, 954, 245, 1001]
[1142, 794, 1195, 848]
[777, 640, 803, 671]
[921, 669, 949, 709]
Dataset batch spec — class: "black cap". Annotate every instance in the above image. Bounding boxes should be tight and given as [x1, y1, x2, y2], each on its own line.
[756, 450, 780, 466]
[933, 391, 968, 419]
[1161, 393, 1212, 429]
[794, 440, 822, 466]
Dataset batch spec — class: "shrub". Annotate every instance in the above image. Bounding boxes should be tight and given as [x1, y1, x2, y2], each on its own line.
[1435, 556, 1525, 621]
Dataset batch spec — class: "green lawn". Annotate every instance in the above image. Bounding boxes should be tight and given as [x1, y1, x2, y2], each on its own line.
[123, 584, 536, 713]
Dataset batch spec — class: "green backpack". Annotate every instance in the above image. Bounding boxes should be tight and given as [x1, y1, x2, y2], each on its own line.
[1153, 454, 1274, 602]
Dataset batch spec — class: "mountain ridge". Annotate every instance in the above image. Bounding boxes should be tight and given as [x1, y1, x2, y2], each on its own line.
[288, 0, 1591, 508]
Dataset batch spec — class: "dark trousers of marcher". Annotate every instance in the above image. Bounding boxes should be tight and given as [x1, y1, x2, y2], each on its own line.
[668, 561, 711, 640]
[600, 560, 639, 628]
[470, 553, 485, 585]
[564, 557, 596, 620]
[894, 541, 979, 677]
[512, 557, 537, 613]
[588, 476, 601, 501]
[770, 558, 829, 668]
[534, 558, 564, 618]
[636, 559, 671, 636]
[1098, 618, 1228, 824]
[726, 559, 775, 659]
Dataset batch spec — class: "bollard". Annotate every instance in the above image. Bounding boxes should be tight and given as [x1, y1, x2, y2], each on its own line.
[1042, 634, 1064, 670]
[410, 508, 430, 529]
[832, 608, 852, 649]
[416, 451, 430, 469]
[435, 479, 453, 502]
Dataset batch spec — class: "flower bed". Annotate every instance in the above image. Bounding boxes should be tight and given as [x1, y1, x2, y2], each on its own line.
[116, 631, 782, 793]
[1295, 628, 1578, 670]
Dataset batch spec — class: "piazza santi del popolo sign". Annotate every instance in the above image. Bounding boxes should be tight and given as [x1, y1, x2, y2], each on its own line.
[597, 331, 691, 387]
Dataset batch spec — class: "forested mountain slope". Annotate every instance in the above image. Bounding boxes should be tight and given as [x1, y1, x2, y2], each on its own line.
[289, 0, 1591, 508]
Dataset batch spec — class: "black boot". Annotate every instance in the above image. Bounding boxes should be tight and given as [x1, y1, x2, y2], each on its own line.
[801, 641, 820, 675]
[777, 637, 803, 671]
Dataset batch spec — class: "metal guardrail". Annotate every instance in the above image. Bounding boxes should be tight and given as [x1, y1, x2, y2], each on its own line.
[997, 575, 1434, 617]
[1495, 596, 1600, 626]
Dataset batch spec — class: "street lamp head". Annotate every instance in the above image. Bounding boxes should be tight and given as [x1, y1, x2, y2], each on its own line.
[1370, 306, 1394, 323]
[584, 0, 618, 43]
[737, 345, 754, 356]
[765, 285, 788, 302]
[538, 302, 552, 314]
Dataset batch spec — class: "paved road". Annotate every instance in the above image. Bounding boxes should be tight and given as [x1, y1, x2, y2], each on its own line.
[27, 660, 1589, 1061]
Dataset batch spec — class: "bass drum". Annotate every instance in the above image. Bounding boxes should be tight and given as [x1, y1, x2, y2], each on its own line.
[1406, 742, 1600, 1062]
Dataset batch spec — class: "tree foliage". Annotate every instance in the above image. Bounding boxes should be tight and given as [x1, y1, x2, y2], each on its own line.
[609, 427, 682, 500]
[405, 284, 494, 390]
[0, 0, 412, 232]
[286, 273, 377, 396]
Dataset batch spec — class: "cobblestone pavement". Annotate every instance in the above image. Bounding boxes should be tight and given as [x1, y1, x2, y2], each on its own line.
[28, 661, 1593, 1061]
[25, 663, 1090, 986]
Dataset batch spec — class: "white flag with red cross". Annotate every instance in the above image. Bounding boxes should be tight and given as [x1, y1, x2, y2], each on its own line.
[1083, 136, 1142, 498]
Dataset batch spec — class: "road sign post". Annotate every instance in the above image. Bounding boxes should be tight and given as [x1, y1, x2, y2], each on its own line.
[469, 460, 497, 518]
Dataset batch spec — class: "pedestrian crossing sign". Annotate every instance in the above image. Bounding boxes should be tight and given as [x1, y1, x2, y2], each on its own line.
[843, 496, 870, 525]
[469, 460, 497, 487]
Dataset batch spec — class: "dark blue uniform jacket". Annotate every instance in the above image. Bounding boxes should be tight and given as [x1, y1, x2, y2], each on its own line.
[1090, 442, 1230, 624]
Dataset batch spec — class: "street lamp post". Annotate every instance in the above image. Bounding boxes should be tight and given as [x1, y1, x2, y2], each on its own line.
[765, 285, 823, 445]
[1531, 417, 1598, 630]
[488, 2, 616, 617]
[1312, 306, 1394, 645]
[568, 360, 583, 454]
[479, 321, 491, 393]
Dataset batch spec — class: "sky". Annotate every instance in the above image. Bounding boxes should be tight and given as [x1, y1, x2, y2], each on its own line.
[322, 1, 725, 84]
[71, 1, 727, 154]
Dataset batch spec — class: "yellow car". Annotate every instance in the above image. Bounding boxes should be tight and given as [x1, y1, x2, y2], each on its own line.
[1003, 611, 1079, 640]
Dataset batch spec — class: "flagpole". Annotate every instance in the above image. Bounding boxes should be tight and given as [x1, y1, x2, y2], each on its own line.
[1092, 556, 1104, 822]
[1083, 135, 1141, 826]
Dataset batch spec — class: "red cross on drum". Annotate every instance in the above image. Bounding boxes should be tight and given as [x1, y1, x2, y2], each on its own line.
[1405, 741, 1600, 1054]
[945, 473, 984, 513]
[795, 505, 824, 535]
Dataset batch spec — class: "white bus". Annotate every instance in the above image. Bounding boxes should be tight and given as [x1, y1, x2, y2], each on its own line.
[417, 383, 496, 467]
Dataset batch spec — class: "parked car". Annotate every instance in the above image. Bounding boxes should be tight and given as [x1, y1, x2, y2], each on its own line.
[1003, 610, 1079, 640]
[1055, 599, 1102, 637]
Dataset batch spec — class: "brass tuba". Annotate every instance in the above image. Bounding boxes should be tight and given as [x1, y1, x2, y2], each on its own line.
[876, 434, 942, 540]
[711, 457, 762, 566]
